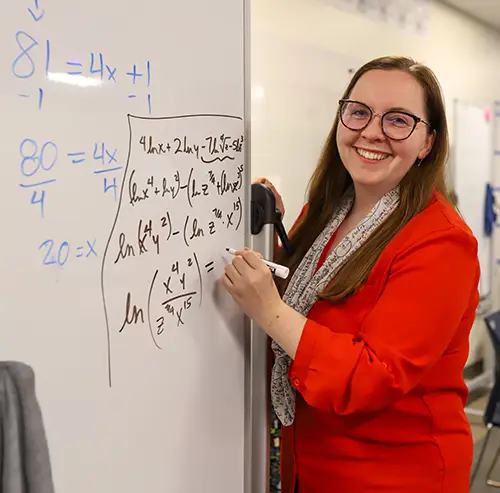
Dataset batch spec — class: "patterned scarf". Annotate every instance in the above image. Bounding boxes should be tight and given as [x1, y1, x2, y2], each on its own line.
[270, 186, 400, 426]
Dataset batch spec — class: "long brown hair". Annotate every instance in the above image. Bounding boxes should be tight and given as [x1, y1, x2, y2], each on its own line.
[275, 56, 452, 303]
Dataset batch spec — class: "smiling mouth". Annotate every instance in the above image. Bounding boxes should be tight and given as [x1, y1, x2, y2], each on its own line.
[355, 147, 391, 161]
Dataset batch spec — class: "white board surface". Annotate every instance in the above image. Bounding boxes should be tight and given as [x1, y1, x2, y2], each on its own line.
[453, 99, 493, 299]
[0, 2, 248, 493]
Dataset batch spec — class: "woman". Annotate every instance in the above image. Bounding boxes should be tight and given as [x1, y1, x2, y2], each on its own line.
[221, 56, 480, 492]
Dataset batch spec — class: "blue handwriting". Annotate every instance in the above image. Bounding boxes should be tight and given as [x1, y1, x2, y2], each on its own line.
[65, 53, 151, 86]
[63, 53, 152, 113]
[12, 27, 50, 109]
[28, 0, 45, 22]
[39, 239, 97, 267]
[66, 142, 122, 201]
[12, 31, 38, 79]
[19, 138, 58, 217]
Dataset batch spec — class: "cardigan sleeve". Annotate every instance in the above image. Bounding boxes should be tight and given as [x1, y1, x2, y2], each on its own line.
[270, 204, 309, 360]
[288, 226, 480, 416]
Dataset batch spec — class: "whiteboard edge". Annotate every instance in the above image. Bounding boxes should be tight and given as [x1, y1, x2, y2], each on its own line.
[242, 1, 258, 493]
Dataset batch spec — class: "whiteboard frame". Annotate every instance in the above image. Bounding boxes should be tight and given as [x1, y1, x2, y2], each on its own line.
[243, 1, 271, 493]
[243, 0, 252, 489]
[248, 224, 273, 493]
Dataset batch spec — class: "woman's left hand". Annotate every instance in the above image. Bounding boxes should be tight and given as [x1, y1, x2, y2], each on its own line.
[221, 248, 283, 326]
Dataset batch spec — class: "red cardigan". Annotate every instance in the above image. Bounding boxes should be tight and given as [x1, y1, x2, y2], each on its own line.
[280, 192, 480, 493]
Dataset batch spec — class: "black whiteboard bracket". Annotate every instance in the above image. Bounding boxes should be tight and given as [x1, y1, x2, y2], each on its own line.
[251, 183, 291, 254]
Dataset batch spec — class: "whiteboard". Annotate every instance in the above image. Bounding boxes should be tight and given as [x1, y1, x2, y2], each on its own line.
[453, 99, 493, 299]
[0, 2, 249, 493]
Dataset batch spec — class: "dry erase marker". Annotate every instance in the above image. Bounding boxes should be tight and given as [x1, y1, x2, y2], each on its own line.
[225, 248, 290, 280]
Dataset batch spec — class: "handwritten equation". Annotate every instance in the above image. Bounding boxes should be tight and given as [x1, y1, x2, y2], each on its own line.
[101, 114, 245, 385]
[39, 239, 97, 266]
[19, 139, 123, 218]
[139, 133, 244, 161]
[18, 134, 246, 219]
[12, 1, 153, 217]
[12, 2, 153, 113]
[113, 196, 242, 263]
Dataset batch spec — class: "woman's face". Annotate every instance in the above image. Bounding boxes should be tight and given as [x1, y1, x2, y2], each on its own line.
[336, 69, 434, 196]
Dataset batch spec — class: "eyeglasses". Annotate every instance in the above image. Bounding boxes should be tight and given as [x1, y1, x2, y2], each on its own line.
[338, 99, 431, 141]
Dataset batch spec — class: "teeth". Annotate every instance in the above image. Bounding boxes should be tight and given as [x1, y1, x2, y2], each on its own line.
[356, 148, 389, 161]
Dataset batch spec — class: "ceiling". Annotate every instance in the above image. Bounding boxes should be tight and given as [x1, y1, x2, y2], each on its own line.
[442, 0, 500, 31]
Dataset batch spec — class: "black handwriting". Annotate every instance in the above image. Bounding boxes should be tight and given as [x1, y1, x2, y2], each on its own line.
[119, 292, 144, 332]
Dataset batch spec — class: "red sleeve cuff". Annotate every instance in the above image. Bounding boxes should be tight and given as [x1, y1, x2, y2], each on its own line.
[288, 319, 318, 391]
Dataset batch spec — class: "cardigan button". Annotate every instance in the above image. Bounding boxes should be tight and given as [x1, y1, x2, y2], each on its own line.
[292, 378, 300, 387]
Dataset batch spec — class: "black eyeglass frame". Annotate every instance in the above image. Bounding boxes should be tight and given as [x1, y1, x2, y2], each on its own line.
[338, 99, 432, 141]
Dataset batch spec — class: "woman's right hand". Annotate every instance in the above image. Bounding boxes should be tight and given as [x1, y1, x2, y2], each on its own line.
[253, 177, 285, 219]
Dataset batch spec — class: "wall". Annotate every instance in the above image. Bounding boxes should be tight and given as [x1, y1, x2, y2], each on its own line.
[251, 0, 500, 368]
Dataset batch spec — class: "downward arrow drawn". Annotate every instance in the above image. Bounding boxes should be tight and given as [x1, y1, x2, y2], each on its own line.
[28, 0, 44, 22]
